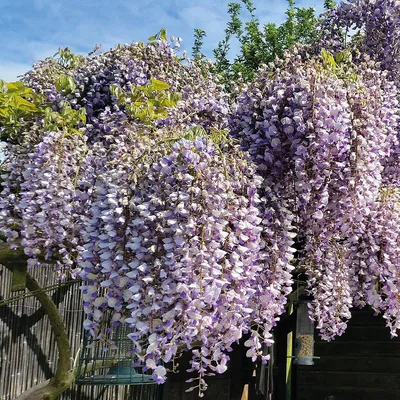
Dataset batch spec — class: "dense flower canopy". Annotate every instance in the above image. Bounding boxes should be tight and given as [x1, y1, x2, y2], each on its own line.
[0, 0, 399, 393]
[0, 39, 291, 390]
[230, 48, 399, 339]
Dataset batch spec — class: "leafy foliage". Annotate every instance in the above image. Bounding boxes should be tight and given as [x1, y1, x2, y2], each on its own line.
[53, 46, 85, 70]
[199, 0, 328, 84]
[110, 78, 181, 123]
[0, 77, 87, 142]
[192, 28, 207, 60]
[0, 80, 44, 141]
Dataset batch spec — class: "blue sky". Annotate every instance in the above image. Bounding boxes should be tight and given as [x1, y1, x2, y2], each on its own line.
[0, 0, 325, 81]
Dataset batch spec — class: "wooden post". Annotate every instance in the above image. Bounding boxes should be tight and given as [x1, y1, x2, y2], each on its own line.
[286, 301, 294, 400]
[285, 286, 304, 400]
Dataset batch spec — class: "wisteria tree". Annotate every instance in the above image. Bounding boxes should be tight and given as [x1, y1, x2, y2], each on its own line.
[0, 0, 399, 399]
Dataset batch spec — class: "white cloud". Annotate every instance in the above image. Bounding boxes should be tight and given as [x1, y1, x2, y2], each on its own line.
[0, 0, 326, 78]
[0, 61, 32, 81]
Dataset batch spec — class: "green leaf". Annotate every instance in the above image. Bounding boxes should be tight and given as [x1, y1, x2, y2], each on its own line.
[117, 97, 126, 106]
[5, 82, 25, 92]
[159, 28, 167, 41]
[79, 108, 87, 124]
[54, 75, 77, 93]
[55, 75, 67, 91]
[111, 85, 125, 99]
[335, 51, 345, 64]
[68, 77, 76, 92]
[14, 96, 38, 111]
[149, 78, 170, 91]
[351, 73, 359, 82]
[321, 48, 336, 71]
[168, 93, 181, 104]
[335, 49, 352, 64]
[59, 100, 70, 110]
[188, 126, 206, 138]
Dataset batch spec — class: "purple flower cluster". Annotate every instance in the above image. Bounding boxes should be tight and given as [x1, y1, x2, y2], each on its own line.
[1, 38, 230, 269]
[22, 40, 229, 140]
[322, 0, 400, 86]
[230, 50, 399, 339]
[1, 4, 400, 389]
[347, 189, 400, 336]
[79, 135, 284, 391]
[0, 40, 262, 391]
[0, 131, 87, 276]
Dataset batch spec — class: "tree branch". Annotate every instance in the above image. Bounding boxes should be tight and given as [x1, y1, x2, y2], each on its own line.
[13, 273, 75, 400]
[27, 273, 72, 381]
[0, 242, 27, 266]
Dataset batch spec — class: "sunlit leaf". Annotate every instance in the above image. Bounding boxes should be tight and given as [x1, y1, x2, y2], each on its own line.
[149, 78, 170, 91]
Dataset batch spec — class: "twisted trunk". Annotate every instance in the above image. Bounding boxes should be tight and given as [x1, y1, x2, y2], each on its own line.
[0, 243, 75, 400]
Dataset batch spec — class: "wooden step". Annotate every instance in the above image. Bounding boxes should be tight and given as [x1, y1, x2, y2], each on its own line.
[298, 356, 400, 373]
[346, 309, 387, 326]
[314, 341, 400, 357]
[296, 385, 400, 400]
[321, 326, 400, 342]
[297, 370, 400, 388]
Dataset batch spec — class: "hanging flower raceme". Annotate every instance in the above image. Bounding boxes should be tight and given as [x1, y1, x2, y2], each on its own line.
[321, 0, 400, 86]
[79, 134, 291, 393]
[0, 130, 88, 275]
[348, 188, 400, 337]
[230, 48, 399, 339]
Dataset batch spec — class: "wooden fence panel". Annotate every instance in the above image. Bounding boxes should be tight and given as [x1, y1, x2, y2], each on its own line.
[0, 264, 131, 399]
